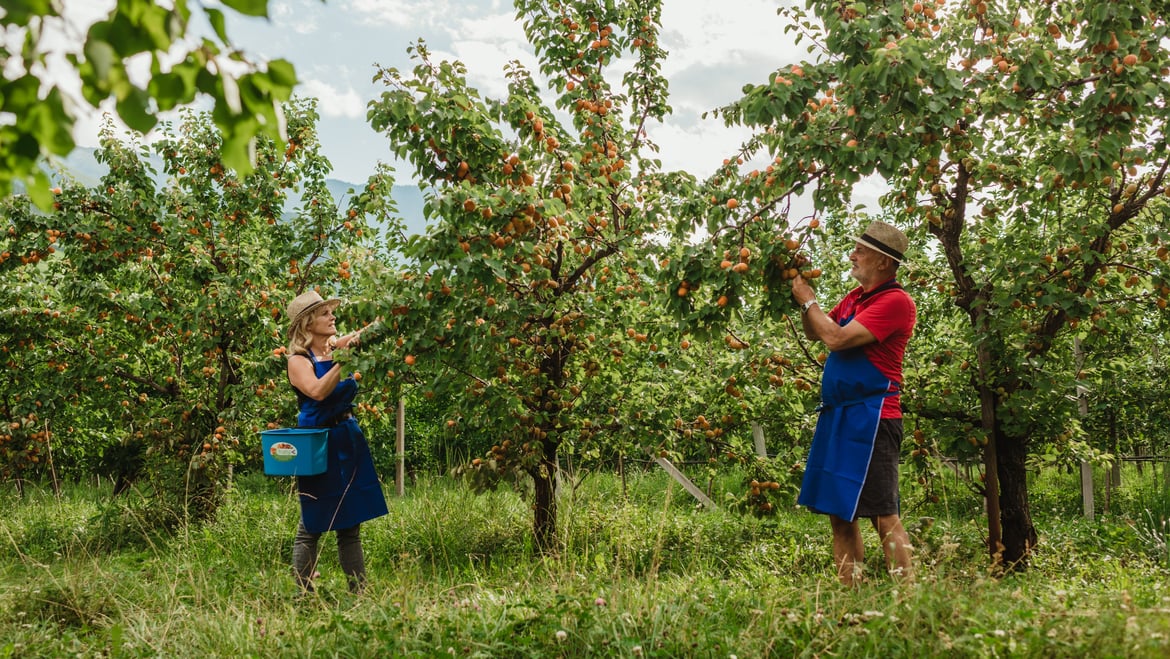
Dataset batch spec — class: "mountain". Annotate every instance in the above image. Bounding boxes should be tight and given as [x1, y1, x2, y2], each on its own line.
[42, 147, 432, 238]
[48, 149, 110, 187]
[323, 178, 429, 239]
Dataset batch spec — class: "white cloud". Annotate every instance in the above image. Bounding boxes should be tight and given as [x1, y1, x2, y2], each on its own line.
[635, 2, 803, 181]
[346, 0, 459, 29]
[443, 11, 537, 99]
[651, 114, 753, 176]
[660, 0, 800, 71]
[270, 0, 320, 35]
[299, 79, 365, 118]
[659, 0, 802, 115]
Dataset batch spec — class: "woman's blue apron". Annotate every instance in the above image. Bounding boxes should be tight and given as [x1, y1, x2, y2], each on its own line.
[295, 353, 388, 533]
[797, 286, 899, 522]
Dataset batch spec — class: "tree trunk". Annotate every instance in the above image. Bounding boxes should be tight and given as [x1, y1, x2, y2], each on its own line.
[530, 454, 558, 553]
[996, 424, 1038, 570]
[975, 345, 1003, 565]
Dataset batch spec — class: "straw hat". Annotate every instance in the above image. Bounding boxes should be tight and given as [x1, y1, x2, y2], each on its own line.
[851, 220, 908, 263]
[286, 290, 341, 332]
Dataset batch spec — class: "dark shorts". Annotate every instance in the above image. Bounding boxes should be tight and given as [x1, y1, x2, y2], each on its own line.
[854, 418, 903, 518]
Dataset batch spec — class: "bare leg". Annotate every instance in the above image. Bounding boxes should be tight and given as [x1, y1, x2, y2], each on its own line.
[830, 514, 865, 586]
[873, 514, 913, 581]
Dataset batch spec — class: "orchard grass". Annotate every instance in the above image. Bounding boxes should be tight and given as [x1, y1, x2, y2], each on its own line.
[1, 466, 1168, 658]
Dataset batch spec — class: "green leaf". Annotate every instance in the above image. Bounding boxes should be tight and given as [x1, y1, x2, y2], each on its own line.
[24, 169, 53, 210]
[148, 72, 190, 111]
[136, 2, 174, 51]
[330, 347, 354, 371]
[219, 0, 269, 18]
[204, 8, 230, 43]
[147, 60, 201, 110]
[32, 89, 75, 155]
[0, 0, 55, 24]
[115, 88, 158, 133]
[266, 59, 298, 89]
[82, 39, 119, 87]
[219, 116, 259, 174]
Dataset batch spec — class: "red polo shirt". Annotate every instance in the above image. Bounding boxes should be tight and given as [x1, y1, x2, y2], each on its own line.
[828, 280, 916, 418]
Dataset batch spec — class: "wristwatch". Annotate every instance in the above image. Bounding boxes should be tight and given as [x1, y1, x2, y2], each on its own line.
[801, 299, 818, 314]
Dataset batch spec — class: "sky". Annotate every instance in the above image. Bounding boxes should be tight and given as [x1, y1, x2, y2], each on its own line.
[54, 1, 793, 181]
[51, 0, 886, 213]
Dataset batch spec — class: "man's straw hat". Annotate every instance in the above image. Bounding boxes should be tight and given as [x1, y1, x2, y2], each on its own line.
[850, 220, 908, 263]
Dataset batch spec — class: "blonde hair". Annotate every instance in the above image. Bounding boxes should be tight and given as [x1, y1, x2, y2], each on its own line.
[286, 307, 327, 357]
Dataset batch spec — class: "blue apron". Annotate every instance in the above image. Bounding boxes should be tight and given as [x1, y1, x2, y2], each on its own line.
[295, 353, 388, 533]
[797, 285, 899, 522]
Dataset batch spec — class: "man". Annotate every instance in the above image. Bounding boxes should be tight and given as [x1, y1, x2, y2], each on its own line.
[790, 220, 916, 585]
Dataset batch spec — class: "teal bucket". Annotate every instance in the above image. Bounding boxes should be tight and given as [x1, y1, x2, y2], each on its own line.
[260, 428, 328, 476]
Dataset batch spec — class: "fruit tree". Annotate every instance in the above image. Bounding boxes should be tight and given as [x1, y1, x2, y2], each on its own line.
[360, 0, 740, 550]
[0, 98, 392, 520]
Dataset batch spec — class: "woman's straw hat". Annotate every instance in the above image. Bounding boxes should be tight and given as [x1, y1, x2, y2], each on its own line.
[286, 290, 341, 332]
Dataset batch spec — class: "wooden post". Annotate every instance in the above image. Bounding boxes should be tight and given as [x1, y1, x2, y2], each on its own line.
[648, 449, 716, 509]
[1109, 410, 1121, 488]
[619, 452, 627, 499]
[44, 420, 61, 498]
[751, 422, 768, 459]
[1080, 461, 1094, 521]
[1074, 338, 1094, 520]
[395, 397, 405, 497]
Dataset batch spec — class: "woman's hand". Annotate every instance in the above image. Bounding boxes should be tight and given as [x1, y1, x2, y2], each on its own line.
[334, 331, 361, 350]
[330, 346, 353, 371]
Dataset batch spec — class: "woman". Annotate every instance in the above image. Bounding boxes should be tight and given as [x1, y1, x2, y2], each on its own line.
[285, 289, 388, 594]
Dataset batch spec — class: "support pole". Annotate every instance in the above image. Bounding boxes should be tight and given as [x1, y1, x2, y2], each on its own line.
[751, 422, 768, 459]
[395, 397, 405, 497]
[648, 449, 716, 509]
[1074, 338, 1093, 520]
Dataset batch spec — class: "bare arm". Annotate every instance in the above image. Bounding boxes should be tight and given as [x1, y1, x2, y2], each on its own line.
[287, 354, 342, 401]
[792, 274, 877, 352]
[803, 308, 877, 352]
[333, 319, 378, 350]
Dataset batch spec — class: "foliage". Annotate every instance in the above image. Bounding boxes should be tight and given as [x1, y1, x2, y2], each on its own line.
[0, 0, 299, 207]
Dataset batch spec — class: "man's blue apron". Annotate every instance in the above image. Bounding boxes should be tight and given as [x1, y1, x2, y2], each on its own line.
[295, 353, 388, 533]
[797, 285, 899, 522]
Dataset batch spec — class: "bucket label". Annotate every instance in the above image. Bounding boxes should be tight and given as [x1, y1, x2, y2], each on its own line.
[269, 441, 298, 462]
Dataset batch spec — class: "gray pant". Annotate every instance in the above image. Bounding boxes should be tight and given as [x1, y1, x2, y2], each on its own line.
[292, 521, 366, 593]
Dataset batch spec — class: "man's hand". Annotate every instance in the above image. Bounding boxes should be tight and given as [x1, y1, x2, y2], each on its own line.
[792, 274, 815, 307]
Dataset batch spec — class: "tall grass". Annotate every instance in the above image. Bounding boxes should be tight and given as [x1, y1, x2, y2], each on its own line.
[1, 465, 1168, 657]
